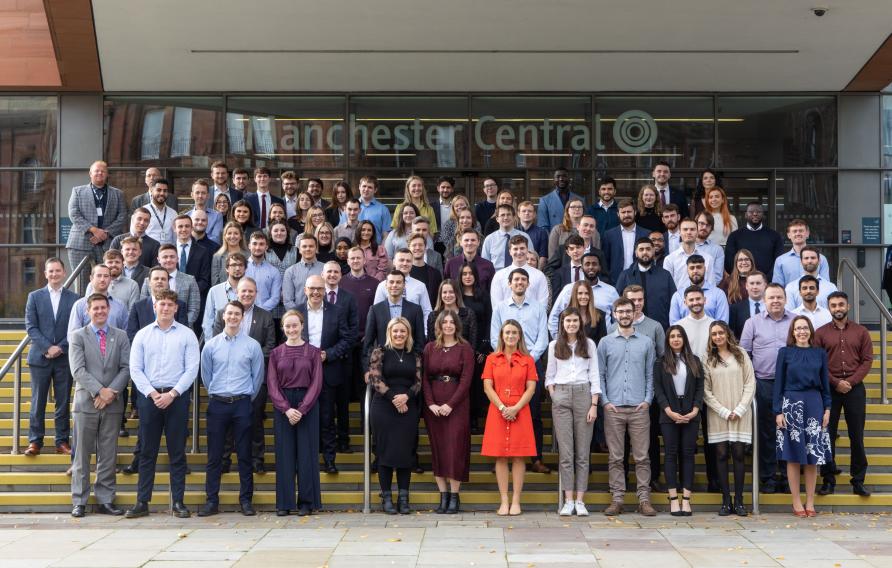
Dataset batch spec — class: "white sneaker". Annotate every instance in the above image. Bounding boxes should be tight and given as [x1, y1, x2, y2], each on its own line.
[559, 501, 576, 516]
[574, 500, 590, 516]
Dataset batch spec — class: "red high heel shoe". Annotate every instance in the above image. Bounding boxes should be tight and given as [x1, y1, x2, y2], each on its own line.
[805, 509, 817, 517]
[792, 506, 807, 518]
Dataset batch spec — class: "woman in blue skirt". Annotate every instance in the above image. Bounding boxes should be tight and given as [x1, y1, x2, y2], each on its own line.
[774, 315, 832, 518]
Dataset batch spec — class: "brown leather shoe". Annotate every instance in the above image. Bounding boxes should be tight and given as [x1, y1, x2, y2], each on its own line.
[23, 443, 40, 456]
[56, 442, 72, 455]
[638, 501, 657, 516]
[604, 501, 623, 516]
[528, 460, 551, 474]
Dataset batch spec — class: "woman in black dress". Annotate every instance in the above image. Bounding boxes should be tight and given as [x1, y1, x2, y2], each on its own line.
[368, 317, 422, 515]
[566, 280, 607, 343]
[426, 279, 478, 348]
[423, 310, 475, 514]
[459, 261, 492, 434]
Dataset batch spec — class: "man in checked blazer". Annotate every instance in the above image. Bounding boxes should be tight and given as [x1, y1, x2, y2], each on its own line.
[139, 244, 201, 326]
[66, 161, 127, 290]
[68, 294, 130, 518]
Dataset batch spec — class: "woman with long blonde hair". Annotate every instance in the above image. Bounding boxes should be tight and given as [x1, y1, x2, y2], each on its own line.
[211, 221, 248, 285]
[635, 184, 665, 233]
[391, 175, 438, 234]
[548, 198, 586, 259]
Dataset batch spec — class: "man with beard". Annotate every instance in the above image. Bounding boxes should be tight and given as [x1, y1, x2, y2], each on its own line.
[724, 203, 783, 277]
[602, 200, 650, 283]
[86, 249, 139, 311]
[130, 167, 169, 211]
[144, 179, 178, 245]
[537, 168, 584, 233]
[280, 170, 300, 219]
[432, 176, 455, 254]
[784, 246, 838, 309]
[110, 208, 159, 268]
[306, 177, 328, 209]
[694, 212, 725, 286]
[184, 179, 223, 245]
[548, 252, 619, 336]
[649, 231, 667, 266]
[652, 161, 689, 219]
[677, 286, 715, 358]
[661, 203, 681, 255]
[669, 255, 729, 324]
[791, 275, 832, 328]
[589, 177, 620, 242]
[615, 238, 676, 330]
[210, 161, 243, 205]
[664, 219, 717, 290]
[815, 292, 873, 497]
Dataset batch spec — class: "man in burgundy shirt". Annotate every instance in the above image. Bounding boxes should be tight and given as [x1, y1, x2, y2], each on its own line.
[814, 291, 873, 497]
[444, 228, 495, 292]
[340, 247, 378, 403]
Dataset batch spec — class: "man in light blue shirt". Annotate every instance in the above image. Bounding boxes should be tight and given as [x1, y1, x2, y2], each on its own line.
[357, 175, 392, 239]
[199, 300, 264, 518]
[481, 204, 534, 270]
[283, 234, 324, 310]
[126, 289, 199, 519]
[772, 219, 831, 287]
[68, 264, 129, 341]
[184, 179, 223, 244]
[597, 296, 656, 515]
[694, 212, 725, 286]
[245, 233, 282, 313]
[783, 248, 838, 309]
[201, 252, 245, 341]
[668, 255, 729, 324]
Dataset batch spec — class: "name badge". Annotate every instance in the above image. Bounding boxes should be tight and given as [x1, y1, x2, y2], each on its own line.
[96, 207, 103, 217]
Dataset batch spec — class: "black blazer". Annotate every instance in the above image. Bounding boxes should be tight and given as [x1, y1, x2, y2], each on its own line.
[729, 299, 754, 342]
[111, 233, 160, 269]
[245, 192, 285, 227]
[666, 186, 689, 220]
[212, 304, 277, 360]
[127, 297, 189, 342]
[126, 265, 150, 290]
[362, 299, 426, 371]
[330, 288, 359, 344]
[298, 301, 353, 386]
[614, 263, 676, 330]
[653, 355, 704, 423]
[180, 238, 212, 296]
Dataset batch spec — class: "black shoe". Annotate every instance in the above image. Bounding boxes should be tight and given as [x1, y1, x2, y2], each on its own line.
[338, 443, 354, 454]
[853, 483, 872, 497]
[397, 489, 411, 515]
[718, 495, 732, 516]
[276, 509, 289, 517]
[71, 505, 85, 518]
[681, 495, 693, 517]
[172, 501, 190, 518]
[197, 502, 219, 517]
[669, 495, 684, 517]
[414, 464, 424, 474]
[649, 479, 667, 493]
[324, 461, 339, 474]
[733, 498, 748, 517]
[435, 492, 449, 514]
[382, 493, 397, 515]
[297, 504, 311, 517]
[118, 428, 129, 438]
[96, 503, 123, 516]
[240, 502, 256, 516]
[253, 462, 265, 474]
[446, 493, 460, 514]
[221, 461, 231, 474]
[122, 460, 139, 475]
[818, 482, 835, 496]
[125, 502, 149, 518]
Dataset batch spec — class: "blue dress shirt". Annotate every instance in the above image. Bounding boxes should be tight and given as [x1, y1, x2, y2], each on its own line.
[358, 199, 392, 238]
[200, 331, 264, 399]
[669, 285, 730, 324]
[246, 258, 283, 312]
[490, 296, 549, 361]
[772, 250, 831, 288]
[130, 321, 200, 396]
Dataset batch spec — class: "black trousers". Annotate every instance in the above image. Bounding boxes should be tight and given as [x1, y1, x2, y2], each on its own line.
[530, 359, 546, 461]
[206, 397, 253, 505]
[319, 383, 338, 463]
[649, 403, 661, 481]
[223, 383, 267, 466]
[700, 404, 720, 487]
[755, 378, 785, 484]
[274, 388, 321, 511]
[136, 390, 190, 503]
[660, 416, 700, 491]
[822, 382, 868, 486]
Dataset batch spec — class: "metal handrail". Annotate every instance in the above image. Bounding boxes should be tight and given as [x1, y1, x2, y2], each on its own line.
[751, 397, 760, 515]
[1, 255, 91, 455]
[837, 257, 890, 404]
[363, 383, 372, 514]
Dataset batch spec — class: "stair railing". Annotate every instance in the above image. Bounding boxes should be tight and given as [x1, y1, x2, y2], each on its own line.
[0, 255, 91, 455]
[363, 382, 372, 514]
[751, 397, 760, 515]
[837, 258, 890, 404]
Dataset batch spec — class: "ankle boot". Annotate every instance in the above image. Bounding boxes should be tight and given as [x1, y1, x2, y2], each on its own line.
[446, 492, 460, 514]
[435, 492, 449, 514]
[718, 494, 732, 516]
[397, 489, 411, 515]
[381, 493, 397, 515]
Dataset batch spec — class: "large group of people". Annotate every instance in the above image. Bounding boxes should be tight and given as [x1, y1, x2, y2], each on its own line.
[23, 159, 875, 519]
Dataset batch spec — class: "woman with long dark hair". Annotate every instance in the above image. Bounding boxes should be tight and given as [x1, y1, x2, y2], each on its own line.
[566, 280, 607, 343]
[653, 325, 704, 516]
[703, 320, 756, 516]
[384, 202, 420, 258]
[427, 279, 478, 347]
[460, 261, 492, 433]
[354, 220, 390, 281]
[325, 180, 353, 227]
[229, 199, 260, 241]
[691, 168, 722, 219]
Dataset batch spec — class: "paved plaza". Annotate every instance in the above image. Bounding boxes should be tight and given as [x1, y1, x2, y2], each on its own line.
[0, 511, 891, 567]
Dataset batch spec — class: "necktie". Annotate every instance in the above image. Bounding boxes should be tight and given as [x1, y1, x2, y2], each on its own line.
[503, 233, 512, 267]
[98, 329, 106, 356]
[754, 301, 761, 314]
[573, 265, 580, 283]
[660, 189, 667, 206]
[179, 244, 188, 272]
[328, 291, 336, 304]
[260, 194, 267, 228]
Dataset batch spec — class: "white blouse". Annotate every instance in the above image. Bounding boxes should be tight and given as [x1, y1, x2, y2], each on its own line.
[544, 338, 601, 395]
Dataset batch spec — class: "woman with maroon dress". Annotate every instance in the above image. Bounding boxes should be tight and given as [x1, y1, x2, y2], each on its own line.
[481, 319, 538, 516]
[423, 310, 475, 514]
[267, 310, 323, 517]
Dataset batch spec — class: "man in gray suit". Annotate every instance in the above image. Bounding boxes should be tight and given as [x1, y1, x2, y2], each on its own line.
[68, 294, 130, 518]
[129, 167, 174, 211]
[66, 161, 127, 289]
[139, 244, 201, 326]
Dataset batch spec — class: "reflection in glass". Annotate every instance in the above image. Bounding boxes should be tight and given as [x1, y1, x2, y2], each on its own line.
[471, 97, 591, 169]
[883, 96, 892, 168]
[717, 96, 837, 167]
[0, 96, 58, 167]
[0, 247, 58, 319]
[104, 96, 223, 167]
[776, 173, 838, 273]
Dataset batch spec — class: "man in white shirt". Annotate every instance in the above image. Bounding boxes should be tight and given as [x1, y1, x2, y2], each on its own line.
[677, 286, 716, 359]
[492, 235, 549, 308]
[661, 204, 681, 254]
[791, 275, 833, 328]
[785, 246, 838, 309]
[144, 179, 177, 245]
[664, 218, 716, 290]
[373, 248, 433, 322]
[481, 204, 534, 270]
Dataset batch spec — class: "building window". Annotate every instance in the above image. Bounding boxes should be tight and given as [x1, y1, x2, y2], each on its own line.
[251, 116, 275, 155]
[226, 112, 246, 154]
[22, 214, 44, 244]
[140, 109, 164, 160]
[20, 158, 43, 194]
[23, 258, 36, 288]
[170, 107, 193, 158]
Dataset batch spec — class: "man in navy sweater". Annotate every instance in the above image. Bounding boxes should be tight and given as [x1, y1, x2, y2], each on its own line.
[724, 203, 784, 277]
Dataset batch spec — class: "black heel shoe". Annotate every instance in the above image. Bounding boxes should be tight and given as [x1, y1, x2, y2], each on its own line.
[718, 495, 732, 517]
[681, 495, 692, 517]
[668, 495, 683, 517]
[446, 492, 460, 514]
[382, 493, 397, 515]
[435, 492, 449, 514]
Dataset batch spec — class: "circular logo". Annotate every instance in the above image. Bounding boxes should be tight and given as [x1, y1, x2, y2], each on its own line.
[613, 110, 658, 154]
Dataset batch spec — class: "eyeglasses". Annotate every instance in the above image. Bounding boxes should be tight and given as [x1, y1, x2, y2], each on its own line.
[568, 205, 583, 210]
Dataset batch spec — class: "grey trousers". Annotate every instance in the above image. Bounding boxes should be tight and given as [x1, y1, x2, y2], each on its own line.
[70, 409, 122, 506]
[67, 248, 103, 292]
[551, 383, 595, 493]
[604, 406, 651, 502]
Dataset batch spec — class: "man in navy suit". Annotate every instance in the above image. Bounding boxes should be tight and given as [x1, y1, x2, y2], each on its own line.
[245, 167, 284, 229]
[322, 261, 359, 453]
[172, 215, 212, 296]
[602, 199, 651, 283]
[652, 161, 689, 219]
[729, 271, 767, 340]
[210, 161, 243, 206]
[363, 270, 427, 368]
[24, 258, 79, 456]
[299, 275, 353, 474]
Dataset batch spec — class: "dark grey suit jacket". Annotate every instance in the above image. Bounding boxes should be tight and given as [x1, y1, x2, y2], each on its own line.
[68, 325, 130, 414]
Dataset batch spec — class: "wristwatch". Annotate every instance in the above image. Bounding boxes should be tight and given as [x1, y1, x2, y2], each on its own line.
[498, 404, 506, 412]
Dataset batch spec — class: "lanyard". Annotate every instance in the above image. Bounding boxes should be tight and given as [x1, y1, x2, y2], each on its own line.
[150, 204, 168, 230]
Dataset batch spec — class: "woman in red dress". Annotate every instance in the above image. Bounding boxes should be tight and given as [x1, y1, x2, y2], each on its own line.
[422, 310, 475, 514]
[481, 319, 538, 516]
